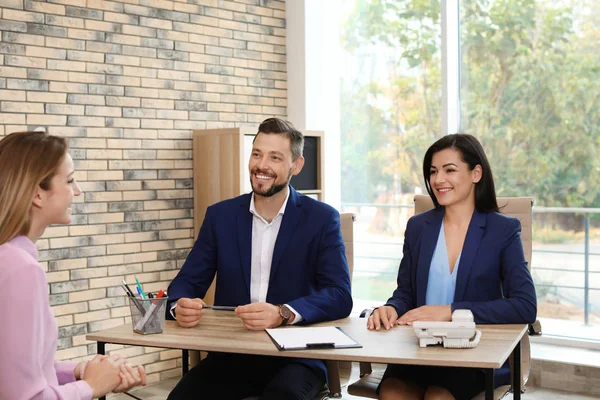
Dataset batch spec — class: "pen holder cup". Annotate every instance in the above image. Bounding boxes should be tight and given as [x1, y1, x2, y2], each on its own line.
[128, 296, 168, 335]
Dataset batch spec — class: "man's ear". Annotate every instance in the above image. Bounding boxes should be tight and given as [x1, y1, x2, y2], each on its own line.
[32, 186, 44, 209]
[291, 156, 305, 176]
[472, 165, 483, 183]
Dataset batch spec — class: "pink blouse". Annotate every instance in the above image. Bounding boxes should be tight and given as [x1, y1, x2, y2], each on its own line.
[0, 236, 93, 400]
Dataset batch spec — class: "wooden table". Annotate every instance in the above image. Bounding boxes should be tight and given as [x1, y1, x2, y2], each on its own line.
[87, 310, 526, 400]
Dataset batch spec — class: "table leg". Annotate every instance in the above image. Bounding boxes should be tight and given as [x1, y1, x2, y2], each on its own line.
[485, 368, 494, 400]
[182, 349, 189, 375]
[513, 340, 521, 400]
[98, 342, 106, 400]
[325, 360, 342, 398]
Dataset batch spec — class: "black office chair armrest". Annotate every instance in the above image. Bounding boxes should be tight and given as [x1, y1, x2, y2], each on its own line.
[528, 320, 542, 336]
[359, 307, 376, 318]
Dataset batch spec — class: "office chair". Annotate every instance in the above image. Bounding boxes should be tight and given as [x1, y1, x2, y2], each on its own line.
[347, 195, 541, 399]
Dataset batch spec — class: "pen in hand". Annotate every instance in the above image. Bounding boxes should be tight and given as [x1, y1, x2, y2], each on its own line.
[203, 305, 237, 311]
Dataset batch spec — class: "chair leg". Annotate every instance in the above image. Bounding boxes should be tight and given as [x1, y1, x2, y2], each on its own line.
[359, 361, 372, 377]
[521, 334, 531, 388]
[325, 360, 342, 398]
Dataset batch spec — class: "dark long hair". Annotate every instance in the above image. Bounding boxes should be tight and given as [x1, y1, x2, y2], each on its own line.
[423, 134, 498, 213]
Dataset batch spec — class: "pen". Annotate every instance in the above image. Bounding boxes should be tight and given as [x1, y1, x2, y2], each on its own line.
[203, 305, 236, 311]
[135, 277, 147, 300]
[121, 282, 147, 316]
[149, 289, 165, 305]
[120, 283, 132, 297]
[121, 280, 136, 298]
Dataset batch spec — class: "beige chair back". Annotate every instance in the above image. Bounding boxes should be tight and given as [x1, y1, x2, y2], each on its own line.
[414, 195, 533, 267]
[340, 213, 355, 281]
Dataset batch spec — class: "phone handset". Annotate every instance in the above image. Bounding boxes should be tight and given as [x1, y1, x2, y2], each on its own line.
[413, 309, 482, 348]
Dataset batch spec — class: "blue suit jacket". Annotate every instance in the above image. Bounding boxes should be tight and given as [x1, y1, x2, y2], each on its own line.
[167, 187, 353, 379]
[386, 207, 537, 385]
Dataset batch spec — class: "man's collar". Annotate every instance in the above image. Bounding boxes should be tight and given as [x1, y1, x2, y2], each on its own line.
[249, 186, 290, 221]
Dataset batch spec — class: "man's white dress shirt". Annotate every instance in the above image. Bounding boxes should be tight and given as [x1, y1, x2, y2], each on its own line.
[172, 189, 302, 323]
[249, 189, 302, 323]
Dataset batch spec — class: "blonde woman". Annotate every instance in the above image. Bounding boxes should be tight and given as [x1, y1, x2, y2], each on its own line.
[0, 131, 147, 400]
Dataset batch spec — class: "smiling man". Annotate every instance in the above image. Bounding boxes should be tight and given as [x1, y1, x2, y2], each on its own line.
[166, 118, 353, 400]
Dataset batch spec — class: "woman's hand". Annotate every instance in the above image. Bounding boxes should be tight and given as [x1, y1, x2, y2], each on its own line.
[113, 364, 147, 393]
[74, 361, 87, 380]
[367, 305, 399, 331]
[82, 355, 121, 398]
[78, 353, 146, 396]
[397, 305, 452, 326]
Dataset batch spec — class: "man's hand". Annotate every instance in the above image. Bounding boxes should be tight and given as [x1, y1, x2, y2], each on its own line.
[397, 305, 452, 326]
[174, 298, 206, 328]
[367, 305, 398, 331]
[235, 302, 285, 330]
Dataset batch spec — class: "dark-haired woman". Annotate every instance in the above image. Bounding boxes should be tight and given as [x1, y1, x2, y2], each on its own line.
[368, 134, 537, 400]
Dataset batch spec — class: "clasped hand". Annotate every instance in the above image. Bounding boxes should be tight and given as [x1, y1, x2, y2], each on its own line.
[75, 354, 146, 398]
[175, 298, 282, 330]
[367, 305, 451, 331]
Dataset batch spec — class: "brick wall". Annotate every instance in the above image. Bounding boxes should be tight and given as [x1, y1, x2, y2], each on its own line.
[0, 0, 286, 385]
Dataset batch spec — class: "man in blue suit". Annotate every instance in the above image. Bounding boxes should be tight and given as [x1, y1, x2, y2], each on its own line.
[166, 118, 353, 400]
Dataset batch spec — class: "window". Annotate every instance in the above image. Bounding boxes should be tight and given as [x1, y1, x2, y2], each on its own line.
[461, 0, 600, 340]
[339, 0, 441, 308]
[339, 0, 600, 340]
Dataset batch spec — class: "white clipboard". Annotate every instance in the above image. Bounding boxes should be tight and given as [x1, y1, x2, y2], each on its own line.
[265, 326, 362, 351]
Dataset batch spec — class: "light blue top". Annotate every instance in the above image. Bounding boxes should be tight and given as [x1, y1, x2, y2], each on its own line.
[425, 220, 461, 305]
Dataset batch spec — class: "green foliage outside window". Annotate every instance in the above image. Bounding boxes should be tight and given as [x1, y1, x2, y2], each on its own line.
[341, 0, 600, 222]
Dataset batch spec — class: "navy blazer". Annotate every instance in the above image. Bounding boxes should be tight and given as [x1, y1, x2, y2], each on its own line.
[386, 207, 537, 385]
[167, 187, 353, 379]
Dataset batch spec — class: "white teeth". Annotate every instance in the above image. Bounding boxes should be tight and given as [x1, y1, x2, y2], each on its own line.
[438, 188, 452, 192]
[256, 174, 272, 180]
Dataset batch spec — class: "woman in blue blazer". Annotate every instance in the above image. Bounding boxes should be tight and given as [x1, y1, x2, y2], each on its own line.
[368, 134, 537, 400]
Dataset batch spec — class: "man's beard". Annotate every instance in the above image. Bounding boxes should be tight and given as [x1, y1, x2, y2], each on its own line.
[251, 169, 293, 198]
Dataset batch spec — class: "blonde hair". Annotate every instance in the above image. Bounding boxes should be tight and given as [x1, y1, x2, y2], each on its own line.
[0, 131, 67, 245]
